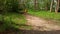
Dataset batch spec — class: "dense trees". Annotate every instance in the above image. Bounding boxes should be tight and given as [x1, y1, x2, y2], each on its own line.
[26, 0, 60, 13]
[0, 0, 19, 14]
[0, 0, 60, 13]
[0, 0, 60, 32]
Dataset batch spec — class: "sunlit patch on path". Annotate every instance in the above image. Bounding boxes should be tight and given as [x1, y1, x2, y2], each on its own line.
[26, 14, 60, 31]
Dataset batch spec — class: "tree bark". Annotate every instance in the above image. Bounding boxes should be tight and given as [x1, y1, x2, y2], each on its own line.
[55, 0, 59, 13]
[50, 0, 54, 12]
[34, 0, 38, 10]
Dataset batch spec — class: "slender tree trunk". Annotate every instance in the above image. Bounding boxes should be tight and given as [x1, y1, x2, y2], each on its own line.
[45, 3, 48, 10]
[34, 0, 36, 10]
[55, 0, 59, 13]
[50, 0, 54, 12]
[34, 0, 38, 10]
[58, 0, 60, 12]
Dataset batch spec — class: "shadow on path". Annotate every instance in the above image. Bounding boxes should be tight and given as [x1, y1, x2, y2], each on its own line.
[20, 29, 60, 34]
[0, 29, 60, 34]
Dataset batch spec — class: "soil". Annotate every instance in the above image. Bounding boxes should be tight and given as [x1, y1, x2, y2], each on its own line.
[26, 14, 60, 31]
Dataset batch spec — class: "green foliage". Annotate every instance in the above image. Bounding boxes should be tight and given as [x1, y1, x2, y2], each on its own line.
[0, 0, 19, 14]
[0, 0, 33, 32]
[0, 12, 27, 32]
[23, 0, 51, 10]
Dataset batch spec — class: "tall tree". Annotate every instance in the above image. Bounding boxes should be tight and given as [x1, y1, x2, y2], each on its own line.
[55, 0, 60, 13]
[34, 0, 38, 10]
[45, 0, 50, 10]
[50, 0, 54, 12]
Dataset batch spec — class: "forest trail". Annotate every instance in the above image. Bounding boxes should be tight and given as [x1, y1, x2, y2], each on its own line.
[26, 14, 60, 31]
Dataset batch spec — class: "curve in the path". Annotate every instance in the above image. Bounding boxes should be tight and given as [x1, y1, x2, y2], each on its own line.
[26, 14, 60, 31]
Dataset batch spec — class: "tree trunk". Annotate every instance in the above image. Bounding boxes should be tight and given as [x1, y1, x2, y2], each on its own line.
[50, 0, 54, 12]
[59, 0, 60, 11]
[45, 3, 48, 10]
[34, 0, 38, 10]
[55, 0, 59, 13]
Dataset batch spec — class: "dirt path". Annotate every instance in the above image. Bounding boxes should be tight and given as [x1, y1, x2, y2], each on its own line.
[26, 14, 60, 31]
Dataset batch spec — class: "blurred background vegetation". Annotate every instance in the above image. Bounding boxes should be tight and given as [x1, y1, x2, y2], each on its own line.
[0, 0, 60, 32]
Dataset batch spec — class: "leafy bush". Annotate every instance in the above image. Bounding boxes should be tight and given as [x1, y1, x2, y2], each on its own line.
[0, 0, 26, 32]
[0, 13, 26, 32]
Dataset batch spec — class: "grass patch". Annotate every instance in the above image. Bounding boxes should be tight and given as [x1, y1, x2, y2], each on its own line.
[28, 10, 60, 24]
[0, 12, 31, 32]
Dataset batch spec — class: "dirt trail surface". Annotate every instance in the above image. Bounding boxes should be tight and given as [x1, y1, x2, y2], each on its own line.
[26, 14, 60, 31]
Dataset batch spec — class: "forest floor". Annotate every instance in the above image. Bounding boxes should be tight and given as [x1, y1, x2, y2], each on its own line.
[14, 14, 60, 34]
[26, 14, 60, 31]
